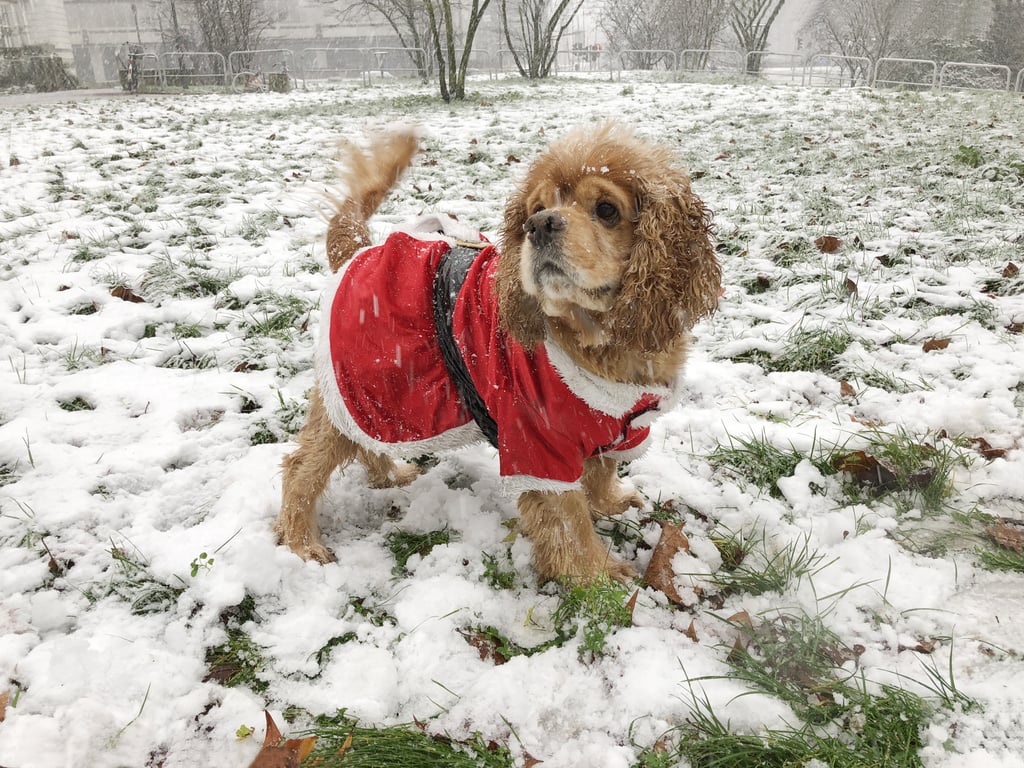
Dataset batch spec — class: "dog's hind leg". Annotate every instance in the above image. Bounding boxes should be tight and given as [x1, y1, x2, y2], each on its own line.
[357, 448, 421, 489]
[276, 388, 358, 563]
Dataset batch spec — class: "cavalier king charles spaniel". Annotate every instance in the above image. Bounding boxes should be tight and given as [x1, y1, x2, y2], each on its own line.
[275, 124, 720, 583]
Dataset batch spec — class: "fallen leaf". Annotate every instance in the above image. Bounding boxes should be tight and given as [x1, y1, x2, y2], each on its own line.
[524, 753, 543, 767]
[1007, 322, 1023, 334]
[814, 235, 842, 253]
[111, 285, 145, 303]
[1002, 262, 1019, 278]
[246, 711, 317, 768]
[682, 619, 699, 643]
[642, 522, 690, 605]
[985, 519, 1024, 552]
[832, 451, 899, 491]
[922, 337, 951, 352]
[898, 639, 936, 654]
[971, 437, 1007, 460]
[725, 609, 754, 662]
[839, 380, 856, 398]
[844, 277, 858, 296]
[0, 690, 8, 722]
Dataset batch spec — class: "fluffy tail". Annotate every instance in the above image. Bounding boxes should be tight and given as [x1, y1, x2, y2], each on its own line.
[325, 130, 420, 272]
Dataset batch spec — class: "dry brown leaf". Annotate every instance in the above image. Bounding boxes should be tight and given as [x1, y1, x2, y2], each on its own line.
[1002, 262, 1019, 278]
[642, 522, 690, 605]
[971, 437, 1007, 461]
[985, 519, 1024, 552]
[814, 235, 843, 253]
[625, 589, 639, 622]
[725, 610, 754, 662]
[898, 639, 936, 654]
[844, 278, 859, 296]
[839, 380, 856, 398]
[524, 753, 543, 767]
[246, 711, 317, 768]
[0, 690, 8, 723]
[111, 285, 145, 303]
[923, 337, 951, 352]
[682, 619, 699, 643]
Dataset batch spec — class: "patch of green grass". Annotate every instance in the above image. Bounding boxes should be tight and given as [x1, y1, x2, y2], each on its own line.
[298, 709, 516, 768]
[141, 253, 239, 301]
[243, 297, 312, 342]
[706, 531, 832, 597]
[57, 396, 94, 412]
[769, 326, 853, 374]
[481, 551, 517, 590]
[709, 433, 837, 499]
[551, 575, 634, 657]
[0, 462, 19, 487]
[676, 682, 930, 768]
[385, 529, 453, 575]
[104, 542, 185, 615]
[238, 210, 279, 243]
[842, 427, 972, 514]
[976, 547, 1024, 574]
[205, 596, 267, 693]
[953, 144, 984, 168]
[670, 603, 973, 768]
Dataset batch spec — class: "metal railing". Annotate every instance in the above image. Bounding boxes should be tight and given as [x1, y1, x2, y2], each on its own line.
[938, 61, 1012, 91]
[157, 51, 227, 87]
[804, 54, 873, 88]
[873, 57, 938, 89]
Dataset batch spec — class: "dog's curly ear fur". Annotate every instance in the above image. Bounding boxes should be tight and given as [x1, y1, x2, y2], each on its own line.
[497, 187, 547, 349]
[607, 169, 721, 353]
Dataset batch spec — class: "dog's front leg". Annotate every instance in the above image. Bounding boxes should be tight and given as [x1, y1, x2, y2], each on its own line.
[276, 389, 356, 563]
[518, 489, 637, 583]
[581, 455, 644, 519]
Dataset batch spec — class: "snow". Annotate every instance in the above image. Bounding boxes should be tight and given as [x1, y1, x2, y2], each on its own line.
[0, 76, 1023, 767]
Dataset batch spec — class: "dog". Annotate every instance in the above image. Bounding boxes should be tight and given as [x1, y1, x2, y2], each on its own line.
[274, 124, 720, 583]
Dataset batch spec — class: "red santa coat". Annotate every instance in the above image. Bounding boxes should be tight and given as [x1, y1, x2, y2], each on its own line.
[315, 222, 682, 494]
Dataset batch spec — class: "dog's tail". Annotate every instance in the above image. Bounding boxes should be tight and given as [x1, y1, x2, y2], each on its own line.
[325, 129, 419, 272]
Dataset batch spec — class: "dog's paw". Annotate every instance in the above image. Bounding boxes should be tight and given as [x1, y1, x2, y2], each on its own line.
[604, 555, 639, 584]
[369, 461, 422, 489]
[591, 488, 644, 518]
[295, 542, 336, 564]
[275, 525, 336, 564]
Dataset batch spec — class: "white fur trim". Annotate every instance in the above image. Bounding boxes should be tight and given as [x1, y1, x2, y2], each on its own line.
[544, 339, 677, 417]
[395, 214, 485, 245]
[314, 261, 486, 458]
[501, 475, 581, 496]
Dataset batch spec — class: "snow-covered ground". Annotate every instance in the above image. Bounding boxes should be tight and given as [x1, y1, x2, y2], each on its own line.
[1, 77, 1023, 767]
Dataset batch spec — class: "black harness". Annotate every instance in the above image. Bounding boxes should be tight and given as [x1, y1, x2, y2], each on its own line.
[432, 244, 500, 448]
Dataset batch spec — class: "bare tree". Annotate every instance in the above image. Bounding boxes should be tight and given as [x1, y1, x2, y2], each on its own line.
[664, 0, 731, 68]
[984, 0, 1024, 71]
[337, 0, 434, 80]
[424, 0, 493, 101]
[729, 0, 787, 73]
[599, 0, 672, 69]
[801, 0, 913, 82]
[170, 0, 275, 64]
[500, 0, 584, 78]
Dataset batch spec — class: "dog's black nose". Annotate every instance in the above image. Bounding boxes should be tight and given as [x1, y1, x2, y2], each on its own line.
[524, 210, 567, 247]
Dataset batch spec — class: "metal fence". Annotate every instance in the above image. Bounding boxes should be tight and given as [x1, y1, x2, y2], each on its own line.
[43, 41, 1024, 96]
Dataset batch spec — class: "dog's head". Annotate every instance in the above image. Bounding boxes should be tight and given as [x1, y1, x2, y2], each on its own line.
[497, 123, 720, 366]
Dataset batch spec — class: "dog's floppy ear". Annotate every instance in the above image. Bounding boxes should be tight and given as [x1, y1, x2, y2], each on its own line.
[497, 185, 546, 350]
[607, 169, 720, 353]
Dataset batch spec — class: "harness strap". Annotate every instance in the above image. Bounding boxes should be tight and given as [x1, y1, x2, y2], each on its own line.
[433, 246, 500, 449]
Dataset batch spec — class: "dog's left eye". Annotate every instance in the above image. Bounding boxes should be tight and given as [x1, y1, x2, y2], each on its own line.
[594, 201, 620, 226]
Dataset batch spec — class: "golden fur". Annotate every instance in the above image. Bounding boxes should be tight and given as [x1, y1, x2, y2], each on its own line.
[275, 124, 720, 582]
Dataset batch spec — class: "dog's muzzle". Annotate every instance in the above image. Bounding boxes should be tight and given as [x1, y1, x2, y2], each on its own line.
[524, 210, 567, 249]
